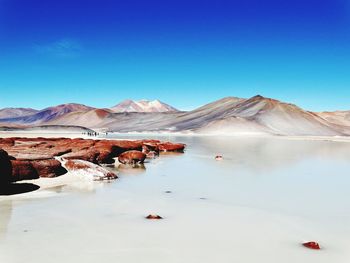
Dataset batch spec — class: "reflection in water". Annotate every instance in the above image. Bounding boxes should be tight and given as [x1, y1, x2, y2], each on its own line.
[192, 136, 350, 172]
[109, 134, 350, 173]
[116, 163, 146, 176]
[0, 201, 12, 240]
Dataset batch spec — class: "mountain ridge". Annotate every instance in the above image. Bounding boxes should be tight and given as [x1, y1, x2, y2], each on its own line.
[1, 96, 350, 136]
[110, 99, 178, 113]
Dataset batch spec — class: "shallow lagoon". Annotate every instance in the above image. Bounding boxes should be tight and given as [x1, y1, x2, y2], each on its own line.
[1, 135, 350, 263]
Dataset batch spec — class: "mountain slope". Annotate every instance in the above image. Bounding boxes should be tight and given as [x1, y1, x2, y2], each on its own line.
[316, 111, 350, 127]
[0, 103, 94, 125]
[110, 99, 178, 113]
[211, 95, 345, 136]
[47, 108, 116, 128]
[0, 108, 39, 119]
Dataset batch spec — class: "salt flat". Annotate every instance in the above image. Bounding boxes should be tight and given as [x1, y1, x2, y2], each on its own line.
[1, 134, 350, 263]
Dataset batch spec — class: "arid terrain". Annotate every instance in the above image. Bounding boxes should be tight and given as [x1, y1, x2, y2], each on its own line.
[1, 96, 350, 136]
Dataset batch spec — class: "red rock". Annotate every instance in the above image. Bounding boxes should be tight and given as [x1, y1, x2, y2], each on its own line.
[63, 149, 101, 163]
[215, 155, 223, 160]
[118, 150, 146, 165]
[142, 143, 159, 159]
[0, 149, 12, 185]
[10, 160, 39, 181]
[10, 159, 67, 181]
[157, 142, 186, 152]
[31, 159, 67, 178]
[145, 214, 163, 220]
[0, 138, 14, 146]
[0, 137, 185, 182]
[142, 142, 159, 152]
[142, 139, 161, 144]
[302, 241, 321, 250]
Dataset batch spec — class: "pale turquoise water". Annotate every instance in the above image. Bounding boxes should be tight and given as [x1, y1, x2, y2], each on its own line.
[1, 135, 350, 263]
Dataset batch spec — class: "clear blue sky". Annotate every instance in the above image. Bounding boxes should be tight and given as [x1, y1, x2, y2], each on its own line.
[0, 0, 349, 111]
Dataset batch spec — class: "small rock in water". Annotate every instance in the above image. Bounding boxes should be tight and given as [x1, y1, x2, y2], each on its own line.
[199, 197, 207, 200]
[302, 241, 321, 250]
[165, 190, 172, 193]
[145, 214, 163, 220]
[215, 155, 223, 161]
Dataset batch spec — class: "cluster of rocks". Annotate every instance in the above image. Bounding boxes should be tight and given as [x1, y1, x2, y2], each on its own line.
[0, 137, 185, 186]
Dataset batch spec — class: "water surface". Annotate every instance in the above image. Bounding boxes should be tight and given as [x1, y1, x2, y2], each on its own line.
[1, 135, 350, 263]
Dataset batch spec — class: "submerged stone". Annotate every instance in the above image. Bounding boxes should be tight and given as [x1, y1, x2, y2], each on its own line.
[302, 241, 321, 250]
[145, 214, 163, 220]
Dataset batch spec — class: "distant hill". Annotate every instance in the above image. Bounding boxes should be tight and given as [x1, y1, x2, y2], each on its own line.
[0, 103, 94, 125]
[0, 108, 39, 119]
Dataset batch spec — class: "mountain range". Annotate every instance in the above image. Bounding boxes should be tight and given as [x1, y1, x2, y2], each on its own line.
[1, 96, 350, 136]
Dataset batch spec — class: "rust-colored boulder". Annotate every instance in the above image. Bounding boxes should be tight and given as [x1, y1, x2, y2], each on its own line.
[10, 160, 39, 181]
[0, 138, 14, 146]
[63, 149, 100, 163]
[10, 159, 67, 181]
[302, 241, 321, 250]
[157, 142, 186, 152]
[215, 155, 223, 161]
[31, 159, 67, 178]
[118, 150, 146, 165]
[0, 149, 13, 185]
[145, 214, 163, 220]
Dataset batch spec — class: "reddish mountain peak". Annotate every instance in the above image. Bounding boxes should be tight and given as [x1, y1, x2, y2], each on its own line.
[45, 103, 94, 112]
[93, 109, 111, 118]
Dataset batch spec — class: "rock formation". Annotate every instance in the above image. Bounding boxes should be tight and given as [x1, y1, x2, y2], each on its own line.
[0, 149, 12, 186]
[0, 137, 186, 186]
[118, 150, 146, 165]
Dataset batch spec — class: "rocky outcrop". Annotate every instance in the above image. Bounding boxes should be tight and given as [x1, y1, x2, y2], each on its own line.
[31, 159, 67, 178]
[142, 142, 160, 158]
[10, 160, 40, 181]
[0, 138, 185, 184]
[118, 150, 146, 165]
[0, 149, 13, 185]
[157, 142, 186, 152]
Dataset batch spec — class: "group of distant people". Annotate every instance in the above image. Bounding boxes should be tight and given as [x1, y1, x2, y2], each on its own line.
[82, 131, 109, 137]
[82, 131, 99, 136]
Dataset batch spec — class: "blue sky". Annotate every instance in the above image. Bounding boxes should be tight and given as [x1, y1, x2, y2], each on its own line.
[0, 0, 349, 111]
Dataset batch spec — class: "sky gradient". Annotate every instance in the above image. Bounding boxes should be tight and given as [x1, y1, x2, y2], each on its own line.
[0, 0, 349, 111]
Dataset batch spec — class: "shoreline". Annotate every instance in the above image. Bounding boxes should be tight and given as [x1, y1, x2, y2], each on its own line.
[0, 136, 186, 198]
[2, 130, 350, 143]
[106, 131, 350, 143]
